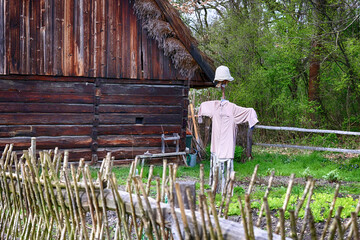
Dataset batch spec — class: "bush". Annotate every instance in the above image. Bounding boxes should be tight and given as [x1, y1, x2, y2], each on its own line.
[204, 145, 244, 162]
[234, 146, 244, 162]
[322, 169, 341, 182]
[301, 167, 312, 179]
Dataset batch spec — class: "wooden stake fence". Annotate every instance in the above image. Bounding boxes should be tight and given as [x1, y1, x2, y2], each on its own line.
[0, 140, 360, 239]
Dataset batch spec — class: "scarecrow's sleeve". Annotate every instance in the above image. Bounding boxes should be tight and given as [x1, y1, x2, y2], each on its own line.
[198, 101, 217, 123]
[233, 104, 259, 128]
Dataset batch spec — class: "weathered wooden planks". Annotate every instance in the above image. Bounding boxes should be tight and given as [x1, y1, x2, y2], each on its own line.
[100, 84, 183, 96]
[98, 105, 181, 114]
[97, 125, 181, 135]
[0, 103, 93, 113]
[0, 75, 95, 160]
[0, 92, 94, 103]
[0, 125, 92, 137]
[0, 79, 94, 93]
[97, 135, 177, 147]
[0, 136, 92, 149]
[99, 114, 182, 125]
[0, 0, 208, 81]
[8, 0, 20, 74]
[100, 95, 183, 105]
[0, 75, 188, 162]
[0, 0, 5, 74]
[0, 0, 206, 162]
[0, 113, 94, 125]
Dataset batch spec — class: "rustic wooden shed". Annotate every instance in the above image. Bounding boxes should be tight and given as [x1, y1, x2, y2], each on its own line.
[0, 0, 215, 164]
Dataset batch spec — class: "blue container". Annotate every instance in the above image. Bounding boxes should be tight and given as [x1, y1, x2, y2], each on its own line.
[187, 152, 197, 167]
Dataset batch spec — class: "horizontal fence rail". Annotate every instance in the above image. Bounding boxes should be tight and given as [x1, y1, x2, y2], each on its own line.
[254, 125, 360, 154]
[255, 125, 360, 136]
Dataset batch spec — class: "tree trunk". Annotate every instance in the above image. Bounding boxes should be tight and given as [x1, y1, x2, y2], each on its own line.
[308, 40, 321, 102]
[308, 0, 325, 102]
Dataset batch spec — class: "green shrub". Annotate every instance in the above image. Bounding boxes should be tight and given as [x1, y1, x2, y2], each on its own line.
[301, 167, 312, 179]
[233, 186, 245, 195]
[323, 169, 341, 182]
[204, 145, 244, 162]
[234, 146, 244, 162]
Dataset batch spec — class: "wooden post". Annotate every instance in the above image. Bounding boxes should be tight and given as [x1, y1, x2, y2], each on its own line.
[31, 137, 36, 162]
[246, 128, 254, 159]
[190, 103, 200, 144]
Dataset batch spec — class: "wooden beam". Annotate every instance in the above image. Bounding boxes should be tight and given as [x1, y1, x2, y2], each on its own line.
[255, 143, 360, 154]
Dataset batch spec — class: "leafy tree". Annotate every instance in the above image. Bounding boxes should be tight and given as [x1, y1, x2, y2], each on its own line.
[172, 0, 360, 131]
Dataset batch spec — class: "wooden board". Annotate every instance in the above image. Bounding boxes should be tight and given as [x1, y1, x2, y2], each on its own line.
[100, 84, 184, 96]
[0, 92, 94, 103]
[9, 0, 20, 74]
[0, 125, 92, 137]
[99, 114, 182, 125]
[100, 95, 183, 105]
[97, 135, 175, 147]
[96, 146, 177, 160]
[0, 113, 94, 125]
[0, 103, 93, 113]
[98, 105, 181, 114]
[97, 125, 181, 135]
[0, 136, 92, 149]
[0, 79, 94, 93]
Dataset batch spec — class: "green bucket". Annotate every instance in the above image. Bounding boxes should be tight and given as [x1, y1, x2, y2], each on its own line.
[186, 135, 192, 149]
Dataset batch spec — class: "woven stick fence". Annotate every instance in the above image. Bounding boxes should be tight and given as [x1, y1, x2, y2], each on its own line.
[0, 141, 359, 239]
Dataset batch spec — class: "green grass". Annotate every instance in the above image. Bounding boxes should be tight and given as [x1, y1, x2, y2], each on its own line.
[99, 146, 360, 188]
[96, 147, 360, 222]
[233, 149, 360, 182]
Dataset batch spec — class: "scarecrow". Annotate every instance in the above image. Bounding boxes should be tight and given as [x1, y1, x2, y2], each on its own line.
[198, 66, 259, 192]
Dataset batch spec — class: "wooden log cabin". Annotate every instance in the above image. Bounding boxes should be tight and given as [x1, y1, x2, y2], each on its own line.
[0, 0, 215, 164]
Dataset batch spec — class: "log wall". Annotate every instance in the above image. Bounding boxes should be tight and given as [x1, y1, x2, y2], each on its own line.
[0, 75, 189, 163]
[95, 79, 189, 163]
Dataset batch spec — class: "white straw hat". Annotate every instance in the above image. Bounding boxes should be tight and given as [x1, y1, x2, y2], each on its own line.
[214, 66, 234, 82]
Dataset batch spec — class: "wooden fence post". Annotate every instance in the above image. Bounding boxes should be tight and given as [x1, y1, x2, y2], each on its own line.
[246, 127, 254, 159]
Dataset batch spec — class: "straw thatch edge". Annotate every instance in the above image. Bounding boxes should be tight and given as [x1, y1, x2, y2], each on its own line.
[133, 0, 199, 79]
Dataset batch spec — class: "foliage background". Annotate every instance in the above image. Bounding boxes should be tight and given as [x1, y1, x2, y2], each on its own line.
[172, 0, 360, 131]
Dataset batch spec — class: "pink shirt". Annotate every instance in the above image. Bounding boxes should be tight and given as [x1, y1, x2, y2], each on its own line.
[198, 100, 259, 159]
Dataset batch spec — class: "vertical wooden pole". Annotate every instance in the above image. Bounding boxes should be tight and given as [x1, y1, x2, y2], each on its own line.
[189, 103, 200, 144]
[161, 159, 167, 202]
[246, 128, 254, 158]
[31, 137, 36, 162]
[247, 164, 259, 195]
[289, 210, 298, 240]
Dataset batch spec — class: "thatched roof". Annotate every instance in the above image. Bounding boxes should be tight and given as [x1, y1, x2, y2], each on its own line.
[133, 0, 215, 87]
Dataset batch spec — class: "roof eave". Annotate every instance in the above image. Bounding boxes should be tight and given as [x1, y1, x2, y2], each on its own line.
[152, 0, 215, 86]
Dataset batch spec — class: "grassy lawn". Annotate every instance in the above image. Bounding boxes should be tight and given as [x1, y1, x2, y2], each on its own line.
[94, 146, 360, 190]
[235, 148, 360, 182]
[91, 146, 360, 221]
